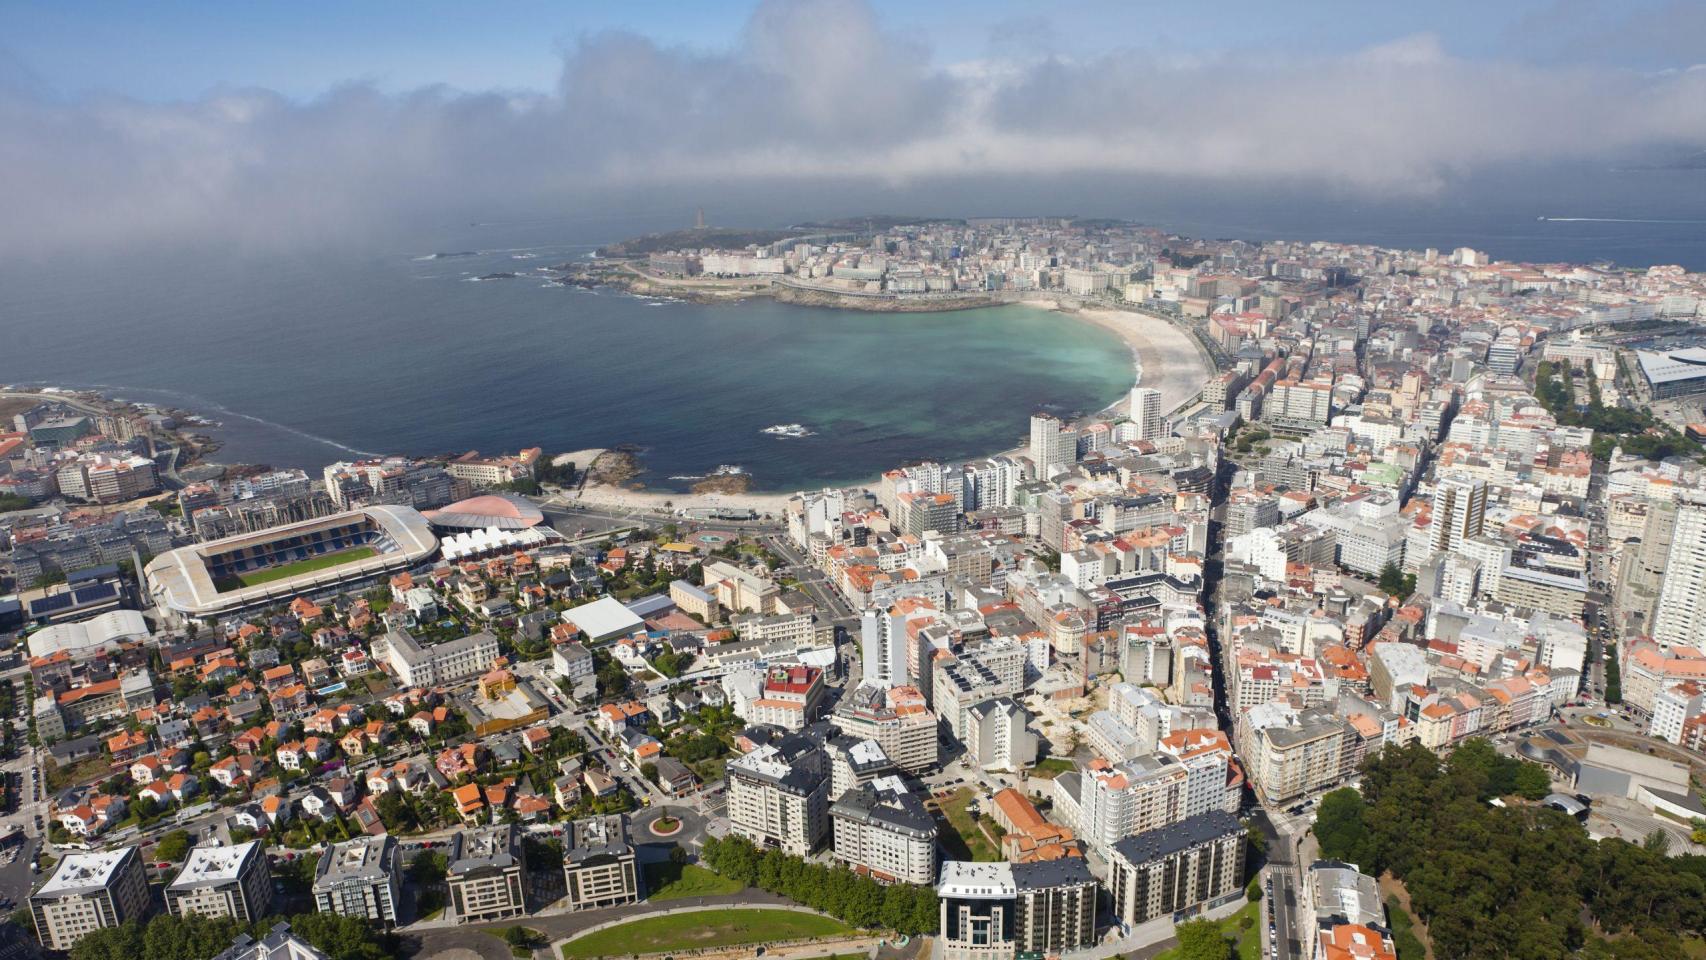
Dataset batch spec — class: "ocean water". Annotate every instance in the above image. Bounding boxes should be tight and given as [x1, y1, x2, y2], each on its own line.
[5, 168, 1703, 492]
[0, 242, 1134, 491]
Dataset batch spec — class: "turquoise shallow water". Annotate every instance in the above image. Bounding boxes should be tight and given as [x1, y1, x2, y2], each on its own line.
[0, 242, 1132, 491]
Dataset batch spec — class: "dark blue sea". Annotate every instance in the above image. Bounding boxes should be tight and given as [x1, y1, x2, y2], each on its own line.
[4, 167, 1703, 490]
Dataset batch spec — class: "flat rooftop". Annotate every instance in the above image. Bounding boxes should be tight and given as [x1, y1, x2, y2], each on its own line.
[314, 836, 394, 887]
[36, 850, 133, 897]
[939, 861, 1016, 899]
[171, 840, 261, 888]
[561, 596, 644, 641]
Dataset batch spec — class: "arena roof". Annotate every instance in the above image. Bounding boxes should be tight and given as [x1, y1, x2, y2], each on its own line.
[422, 493, 545, 530]
[1635, 347, 1706, 386]
[27, 609, 150, 659]
[145, 505, 438, 620]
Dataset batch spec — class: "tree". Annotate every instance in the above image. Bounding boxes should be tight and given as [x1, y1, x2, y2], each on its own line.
[1244, 820, 1267, 859]
[1314, 788, 1377, 871]
[409, 849, 448, 885]
[1510, 761, 1552, 801]
[1247, 875, 1263, 902]
[280, 911, 394, 960]
[1174, 918, 1234, 960]
[1641, 830, 1672, 857]
[1377, 561, 1404, 596]
[1605, 642, 1622, 704]
[154, 829, 191, 862]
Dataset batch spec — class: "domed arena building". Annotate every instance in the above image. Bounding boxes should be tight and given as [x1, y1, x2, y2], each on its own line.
[422, 493, 545, 531]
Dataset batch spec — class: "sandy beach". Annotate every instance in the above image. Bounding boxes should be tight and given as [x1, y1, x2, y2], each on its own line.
[1064, 304, 1215, 416]
[568, 482, 799, 518]
[560, 302, 1215, 513]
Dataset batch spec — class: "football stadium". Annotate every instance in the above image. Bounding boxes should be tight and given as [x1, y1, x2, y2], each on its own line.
[146, 505, 439, 620]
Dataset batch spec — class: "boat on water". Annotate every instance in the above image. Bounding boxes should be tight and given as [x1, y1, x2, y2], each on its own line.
[761, 423, 815, 438]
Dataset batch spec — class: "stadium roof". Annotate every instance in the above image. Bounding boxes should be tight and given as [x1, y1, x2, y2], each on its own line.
[145, 505, 437, 620]
[423, 493, 544, 531]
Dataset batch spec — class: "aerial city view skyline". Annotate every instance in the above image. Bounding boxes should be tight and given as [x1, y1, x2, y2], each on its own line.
[3, 4, 1706, 960]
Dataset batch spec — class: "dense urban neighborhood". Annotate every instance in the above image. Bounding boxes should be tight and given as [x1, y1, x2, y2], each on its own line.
[6, 217, 1706, 960]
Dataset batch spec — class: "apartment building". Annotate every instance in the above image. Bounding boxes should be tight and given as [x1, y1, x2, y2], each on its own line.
[963, 697, 1037, 770]
[563, 815, 640, 911]
[381, 626, 499, 688]
[1028, 413, 1078, 479]
[931, 640, 1026, 735]
[447, 824, 527, 923]
[1107, 810, 1246, 926]
[1300, 860, 1389, 960]
[1244, 706, 1348, 805]
[30, 848, 150, 952]
[726, 733, 830, 855]
[210, 922, 332, 960]
[936, 859, 1098, 960]
[1653, 497, 1706, 650]
[747, 664, 826, 731]
[312, 835, 401, 926]
[831, 684, 939, 773]
[938, 862, 1019, 960]
[55, 454, 159, 504]
[1156, 729, 1241, 820]
[827, 734, 899, 801]
[1012, 860, 1098, 957]
[1052, 754, 1189, 856]
[166, 841, 273, 922]
[730, 611, 825, 648]
[1130, 387, 1165, 440]
[830, 776, 937, 885]
[701, 560, 779, 614]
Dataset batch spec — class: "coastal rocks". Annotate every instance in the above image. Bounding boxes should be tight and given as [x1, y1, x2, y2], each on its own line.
[692, 471, 753, 495]
[587, 448, 642, 487]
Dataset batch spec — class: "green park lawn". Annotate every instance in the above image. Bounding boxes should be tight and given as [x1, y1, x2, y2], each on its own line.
[1031, 757, 1076, 779]
[219, 546, 377, 590]
[936, 788, 1001, 861]
[1154, 902, 1263, 960]
[642, 861, 746, 901]
[559, 908, 853, 959]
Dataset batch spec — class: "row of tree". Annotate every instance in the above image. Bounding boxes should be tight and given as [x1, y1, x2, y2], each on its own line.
[699, 834, 937, 935]
[69, 911, 391, 960]
[1314, 739, 1706, 959]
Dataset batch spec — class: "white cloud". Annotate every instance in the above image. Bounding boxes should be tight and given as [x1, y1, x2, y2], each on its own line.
[0, 0, 1703, 257]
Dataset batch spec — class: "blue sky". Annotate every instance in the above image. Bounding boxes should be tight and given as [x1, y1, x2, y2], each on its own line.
[4, 0, 1700, 101]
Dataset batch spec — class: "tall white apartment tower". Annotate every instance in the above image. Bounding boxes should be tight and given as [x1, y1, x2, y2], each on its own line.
[1130, 387, 1164, 440]
[1430, 475, 1486, 554]
[1653, 496, 1706, 650]
[1028, 413, 1077, 480]
[859, 607, 909, 690]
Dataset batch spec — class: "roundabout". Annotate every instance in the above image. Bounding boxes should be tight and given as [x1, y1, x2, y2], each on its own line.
[635, 804, 708, 848]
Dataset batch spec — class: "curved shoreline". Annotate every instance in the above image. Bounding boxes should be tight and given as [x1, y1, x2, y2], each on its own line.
[569, 298, 1213, 514]
[19, 293, 1213, 518]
